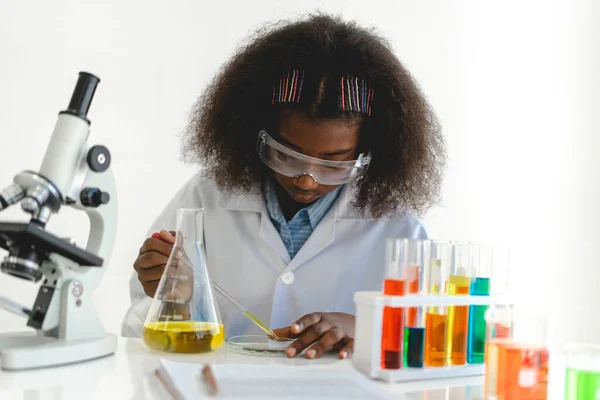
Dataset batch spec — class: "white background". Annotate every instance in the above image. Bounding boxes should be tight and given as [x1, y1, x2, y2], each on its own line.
[0, 0, 598, 353]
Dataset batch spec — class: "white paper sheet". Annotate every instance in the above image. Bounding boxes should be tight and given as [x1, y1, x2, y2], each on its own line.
[159, 358, 397, 400]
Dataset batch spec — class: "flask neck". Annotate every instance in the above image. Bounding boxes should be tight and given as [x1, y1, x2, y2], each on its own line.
[175, 208, 204, 244]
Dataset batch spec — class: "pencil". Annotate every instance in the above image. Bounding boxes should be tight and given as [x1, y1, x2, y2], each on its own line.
[202, 365, 219, 397]
[154, 368, 184, 400]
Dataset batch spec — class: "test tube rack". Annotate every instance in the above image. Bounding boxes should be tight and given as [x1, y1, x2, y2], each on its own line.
[353, 291, 512, 383]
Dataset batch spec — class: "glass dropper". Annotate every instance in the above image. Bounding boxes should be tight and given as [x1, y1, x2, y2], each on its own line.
[211, 281, 279, 340]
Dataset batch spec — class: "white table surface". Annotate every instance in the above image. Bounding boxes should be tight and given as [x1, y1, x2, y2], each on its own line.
[0, 337, 493, 400]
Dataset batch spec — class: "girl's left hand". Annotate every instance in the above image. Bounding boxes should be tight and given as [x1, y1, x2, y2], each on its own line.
[272, 312, 355, 360]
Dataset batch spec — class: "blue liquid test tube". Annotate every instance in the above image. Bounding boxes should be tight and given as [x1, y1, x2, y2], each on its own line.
[467, 244, 492, 364]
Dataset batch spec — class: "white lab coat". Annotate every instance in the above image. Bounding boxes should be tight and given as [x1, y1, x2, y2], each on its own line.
[121, 173, 428, 337]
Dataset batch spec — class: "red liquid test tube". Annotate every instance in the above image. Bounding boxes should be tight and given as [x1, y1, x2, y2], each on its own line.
[381, 238, 410, 369]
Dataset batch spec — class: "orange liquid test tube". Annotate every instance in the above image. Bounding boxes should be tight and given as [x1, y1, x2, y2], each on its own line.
[381, 278, 406, 369]
[425, 312, 447, 366]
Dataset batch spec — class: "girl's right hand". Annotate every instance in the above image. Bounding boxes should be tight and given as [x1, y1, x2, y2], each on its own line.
[133, 230, 176, 297]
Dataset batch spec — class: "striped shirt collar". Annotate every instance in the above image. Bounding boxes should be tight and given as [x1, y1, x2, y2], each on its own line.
[263, 179, 343, 229]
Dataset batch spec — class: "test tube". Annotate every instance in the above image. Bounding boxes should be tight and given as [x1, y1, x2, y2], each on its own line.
[564, 344, 600, 400]
[467, 243, 492, 364]
[484, 306, 549, 400]
[424, 241, 450, 367]
[406, 307, 426, 368]
[405, 240, 422, 325]
[380, 238, 408, 370]
[446, 242, 471, 366]
[403, 240, 425, 367]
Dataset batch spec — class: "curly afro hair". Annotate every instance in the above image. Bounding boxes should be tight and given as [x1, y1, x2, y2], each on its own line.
[182, 13, 446, 218]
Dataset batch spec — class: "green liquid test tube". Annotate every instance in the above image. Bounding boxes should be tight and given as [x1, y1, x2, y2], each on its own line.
[467, 277, 490, 364]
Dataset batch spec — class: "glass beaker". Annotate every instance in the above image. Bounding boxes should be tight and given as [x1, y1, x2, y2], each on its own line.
[564, 344, 600, 400]
[484, 305, 549, 400]
[142, 208, 224, 353]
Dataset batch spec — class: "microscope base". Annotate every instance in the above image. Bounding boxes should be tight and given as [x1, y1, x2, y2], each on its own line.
[0, 332, 117, 371]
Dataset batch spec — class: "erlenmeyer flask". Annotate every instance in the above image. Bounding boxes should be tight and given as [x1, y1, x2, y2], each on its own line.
[142, 208, 224, 353]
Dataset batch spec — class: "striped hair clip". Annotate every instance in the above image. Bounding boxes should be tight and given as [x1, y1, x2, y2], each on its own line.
[272, 69, 305, 104]
[341, 76, 374, 116]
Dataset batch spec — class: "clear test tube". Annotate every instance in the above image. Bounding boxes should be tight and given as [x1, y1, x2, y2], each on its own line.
[404, 239, 422, 327]
[418, 239, 431, 296]
[564, 344, 600, 400]
[446, 242, 471, 366]
[424, 241, 450, 367]
[380, 238, 408, 370]
[484, 306, 549, 400]
[428, 241, 451, 294]
[467, 243, 493, 364]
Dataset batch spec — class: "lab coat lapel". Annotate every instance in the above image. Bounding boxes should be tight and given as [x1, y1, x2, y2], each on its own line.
[285, 207, 336, 272]
[285, 184, 356, 272]
[258, 211, 291, 264]
[219, 188, 291, 265]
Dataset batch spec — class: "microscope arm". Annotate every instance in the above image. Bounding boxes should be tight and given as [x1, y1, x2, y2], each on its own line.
[71, 148, 118, 286]
[31, 150, 118, 338]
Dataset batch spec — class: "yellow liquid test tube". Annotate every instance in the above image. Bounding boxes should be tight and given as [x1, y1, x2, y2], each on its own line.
[446, 274, 470, 365]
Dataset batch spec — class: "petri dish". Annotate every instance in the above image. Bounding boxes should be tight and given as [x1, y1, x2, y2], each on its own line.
[226, 335, 295, 357]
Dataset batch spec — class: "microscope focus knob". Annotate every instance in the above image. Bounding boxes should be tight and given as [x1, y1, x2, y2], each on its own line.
[80, 187, 110, 207]
[87, 145, 111, 172]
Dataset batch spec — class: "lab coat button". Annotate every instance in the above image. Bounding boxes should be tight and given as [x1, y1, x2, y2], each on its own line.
[281, 272, 294, 285]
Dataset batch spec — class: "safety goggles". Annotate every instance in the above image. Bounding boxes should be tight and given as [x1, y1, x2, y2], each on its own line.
[256, 130, 371, 185]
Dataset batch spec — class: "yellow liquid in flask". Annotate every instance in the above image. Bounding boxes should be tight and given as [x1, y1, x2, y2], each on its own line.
[142, 321, 225, 353]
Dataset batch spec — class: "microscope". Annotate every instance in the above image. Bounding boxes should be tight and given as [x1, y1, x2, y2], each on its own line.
[0, 72, 118, 370]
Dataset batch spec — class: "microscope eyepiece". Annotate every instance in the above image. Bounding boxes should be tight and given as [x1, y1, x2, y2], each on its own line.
[64, 71, 100, 121]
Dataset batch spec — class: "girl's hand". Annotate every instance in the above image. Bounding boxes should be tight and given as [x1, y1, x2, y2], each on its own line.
[133, 230, 193, 303]
[272, 312, 355, 360]
[134, 230, 176, 297]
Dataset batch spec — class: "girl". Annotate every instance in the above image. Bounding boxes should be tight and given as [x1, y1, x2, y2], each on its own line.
[123, 13, 445, 360]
